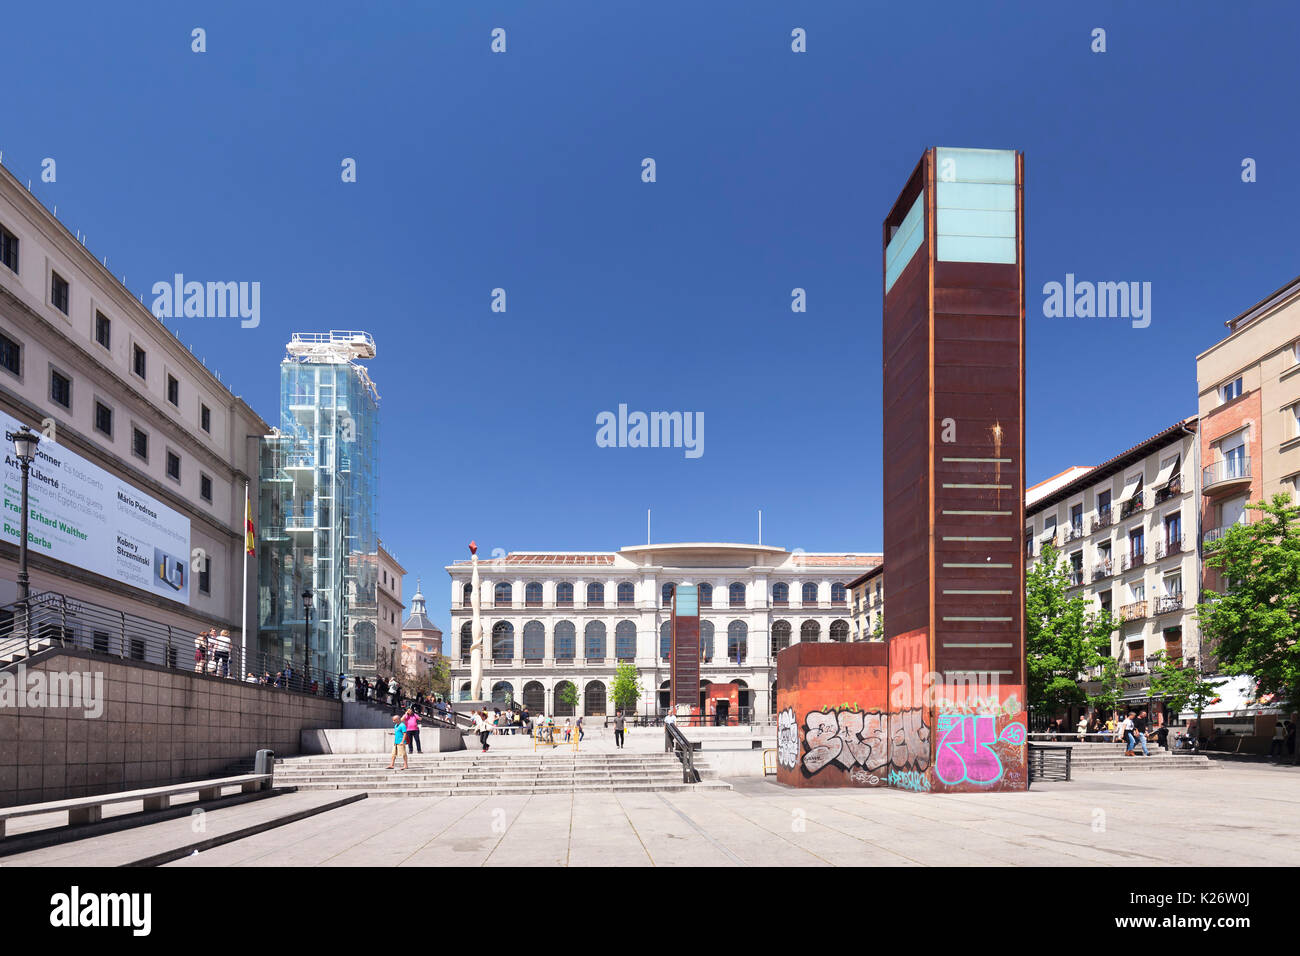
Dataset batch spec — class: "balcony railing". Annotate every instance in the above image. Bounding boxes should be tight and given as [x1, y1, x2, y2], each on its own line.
[1067, 569, 1084, 588]
[1121, 550, 1147, 572]
[1154, 536, 1185, 559]
[1120, 491, 1147, 520]
[1121, 660, 1149, 676]
[1119, 600, 1148, 622]
[1090, 559, 1113, 581]
[1064, 524, 1086, 543]
[1203, 457, 1251, 490]
[1155, 593, 1184, 614]
[1090, 509, 1115, 533]
[1154, 476, 1183, 504]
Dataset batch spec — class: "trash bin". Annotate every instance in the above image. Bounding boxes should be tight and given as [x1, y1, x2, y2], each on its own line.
[254, 749, 275, 789]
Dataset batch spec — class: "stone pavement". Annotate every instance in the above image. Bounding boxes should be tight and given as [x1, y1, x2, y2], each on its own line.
[151, 763, 1300, 867]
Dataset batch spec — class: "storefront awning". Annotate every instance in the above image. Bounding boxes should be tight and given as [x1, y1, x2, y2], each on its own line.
[1177, 675, 1290, 720]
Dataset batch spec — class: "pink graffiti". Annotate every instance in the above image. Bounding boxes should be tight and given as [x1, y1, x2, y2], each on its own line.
[999, 723, 1027, 746]
[935, 714, 1004, 786]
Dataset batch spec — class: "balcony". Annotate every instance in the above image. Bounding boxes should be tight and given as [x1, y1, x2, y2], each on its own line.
[1090, 559, 1113, 582]
[1121, 660, 1149, 676]
[1119, 600, 1148, 621]
[1090, 509, 1115, 533]
[1067, 569, 1084, 588]
[1121, 551, 1147, 573]
[1064, 524, 1086, 543]
[1155, 536, 1185, 560]
[1203, 457, 1252, 496]
[1154, 476, 1183, 505]
[1155, 593, 1184, 614]
[1120, 492, 1147, 520]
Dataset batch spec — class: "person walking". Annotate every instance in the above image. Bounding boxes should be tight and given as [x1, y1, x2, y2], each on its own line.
[474, 710, 492, 752]
[386, 714, 409, 771]
[576, 715, 585, 742]
[1132, 710, 1151, 757]
[1122, 711, 1137, 755]
[404, 708, 422, 754]
[613, 709, 626, 749]
[1269, 719, 1286, 759]
[388, 676, 398, 706]
[1076, 714, 1088, 742]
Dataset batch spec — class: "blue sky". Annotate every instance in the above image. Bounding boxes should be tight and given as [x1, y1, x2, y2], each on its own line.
[5, 1, 1299, 643]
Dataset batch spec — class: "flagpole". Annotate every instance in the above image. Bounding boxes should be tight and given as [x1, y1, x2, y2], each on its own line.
[241, 479, 249, 681]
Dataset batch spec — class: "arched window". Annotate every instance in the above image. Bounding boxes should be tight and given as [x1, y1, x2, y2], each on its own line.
[701, 620, 715, 662]
[458, 681, 471, 701]
[584, 621, 606, 660]
[492, 621, 514, 660]
[699, 583, 713, 607]
[770, 680, 778, 714]
[615, 620, 637, 660]
[553, 680, 576, 717]
[491, 681, 513, 708]
[584, 681, 607, 717]
[459, 622, 473, 661]
[727, 621, 748, 663]
[494, 582, 512, 606]
[660, 621, 671, 660]
[554, 621, 576, 660]
[617, 582, 635, 605]
[556, 582, 574, 606]
[801, 620, 821, 643]
[662, 582, 675, 606]
[462, 583, 473, 607]
[523, 621, 544, 660]
[525, 582, 543, 606]
[802, 582, 818, 605]
[729, 582, 746, 607]
[522, 681, 544, 714]
[771, 620, 792, 656]
[829, 619, 850, 642]
[659, 679, 671, 709]
[772, 582, 789, 606]
[734, 679, 750, 716]
[586, 582, 605, 606]
[831, 582, 847, 605]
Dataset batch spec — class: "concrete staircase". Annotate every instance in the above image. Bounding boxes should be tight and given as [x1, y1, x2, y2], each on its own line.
[255, 751, 733, 797]
[1054, 742, 1215, 772]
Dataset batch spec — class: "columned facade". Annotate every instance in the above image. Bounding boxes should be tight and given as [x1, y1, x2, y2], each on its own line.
[446, 543, 880, 722]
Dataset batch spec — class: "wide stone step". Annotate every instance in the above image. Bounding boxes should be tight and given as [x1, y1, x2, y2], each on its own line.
[284, 781, 733, 796]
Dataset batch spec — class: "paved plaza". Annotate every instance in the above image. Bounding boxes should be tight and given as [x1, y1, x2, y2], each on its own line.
[140, 763, 1298, 867]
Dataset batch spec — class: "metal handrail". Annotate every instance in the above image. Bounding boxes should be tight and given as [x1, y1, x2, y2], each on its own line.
[664, 722, 699, 783]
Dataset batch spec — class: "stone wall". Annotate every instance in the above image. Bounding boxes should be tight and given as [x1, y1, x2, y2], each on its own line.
[0, 647, 341, 808]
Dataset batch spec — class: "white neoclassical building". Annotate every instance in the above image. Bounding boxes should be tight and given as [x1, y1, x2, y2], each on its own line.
[445, 543, 881, 721]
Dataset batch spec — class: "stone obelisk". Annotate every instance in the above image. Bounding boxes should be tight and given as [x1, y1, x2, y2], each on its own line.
[469, 540, 484, 701]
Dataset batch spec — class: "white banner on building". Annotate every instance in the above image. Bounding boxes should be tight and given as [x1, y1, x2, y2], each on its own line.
[0, 411, 191, 605]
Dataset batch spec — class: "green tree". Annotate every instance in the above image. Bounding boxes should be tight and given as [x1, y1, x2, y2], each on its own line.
[1089, 653, 1125, 718]
[1198, 493, 1300, 762]
[1026, 542, 1118, 715]
[611, 662, 643, 712]
[1147, 650, 1225, 726]
[557, 681, 580, 712]
[428, 655, 451, 700]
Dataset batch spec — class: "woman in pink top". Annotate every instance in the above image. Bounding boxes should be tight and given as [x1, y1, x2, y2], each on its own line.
[403, 708, 422, 754]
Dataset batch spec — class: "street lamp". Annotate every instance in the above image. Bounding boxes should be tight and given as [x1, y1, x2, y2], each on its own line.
[6, 426, 40, 648]
[301, 589, 313, 693]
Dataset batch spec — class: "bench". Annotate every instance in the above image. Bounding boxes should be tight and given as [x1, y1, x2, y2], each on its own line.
[1027, 743, 1072, 784]
[0, 773, 272, 839]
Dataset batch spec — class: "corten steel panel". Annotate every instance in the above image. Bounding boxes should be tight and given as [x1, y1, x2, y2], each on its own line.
[670, 587, 700, 709]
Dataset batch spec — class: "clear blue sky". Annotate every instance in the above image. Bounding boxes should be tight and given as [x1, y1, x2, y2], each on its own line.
[5, 1, 1298, 645]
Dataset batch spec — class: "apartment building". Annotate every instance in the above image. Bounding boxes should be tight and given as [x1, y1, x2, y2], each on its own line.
[846, 564, 884, 641]
[1197, 275, 1300, 559]
[376, 543, 405, 673]
[1026, 418, 1201, 712]
[0, 162, 270, 649]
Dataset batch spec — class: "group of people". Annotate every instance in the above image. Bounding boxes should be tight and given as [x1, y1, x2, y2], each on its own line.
[1059, 710, 1164, 754]
[386, 707, 425, 770]
[193, 629, 233, 677]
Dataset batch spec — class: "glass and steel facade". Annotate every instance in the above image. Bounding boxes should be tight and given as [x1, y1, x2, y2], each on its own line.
[257, 334, 379, 675]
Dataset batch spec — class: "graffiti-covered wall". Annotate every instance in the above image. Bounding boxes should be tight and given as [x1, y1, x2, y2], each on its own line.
[775, 632, 1028, 793]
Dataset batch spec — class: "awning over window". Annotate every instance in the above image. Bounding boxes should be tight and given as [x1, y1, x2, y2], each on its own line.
[1153, 455, 1180, 488]
[1116, 474, 1143, 504]
[1039, 522, 1057, 540]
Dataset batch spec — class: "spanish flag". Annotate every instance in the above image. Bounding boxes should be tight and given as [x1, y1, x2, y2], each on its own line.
[245, 487, 256, 556]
